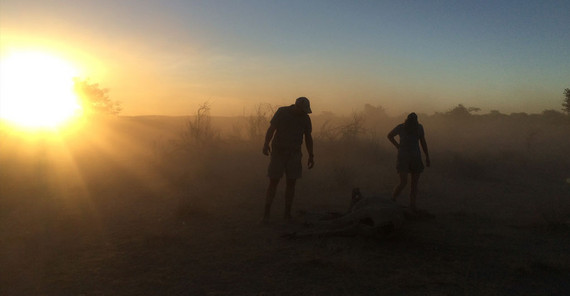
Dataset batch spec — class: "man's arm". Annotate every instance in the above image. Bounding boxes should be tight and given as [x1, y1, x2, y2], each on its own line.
[305, 132, 314, 169]
[263, 125, 276, 155]
[420, 135, 430, 167]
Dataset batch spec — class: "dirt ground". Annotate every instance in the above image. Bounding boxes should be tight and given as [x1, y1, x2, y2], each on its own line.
[2, 168, 569, 295]
[1, 116, 569, 295]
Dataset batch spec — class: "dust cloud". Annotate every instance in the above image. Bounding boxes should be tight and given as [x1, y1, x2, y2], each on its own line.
[1, 104, 569, 295]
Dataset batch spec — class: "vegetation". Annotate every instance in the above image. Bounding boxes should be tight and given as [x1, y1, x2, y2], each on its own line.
[73, 78, 122, 115]
[246, 103, 275, 141]
[177, 102, 219, 150]
[562, 88, 570, 115]
[1, 102, 569, 295]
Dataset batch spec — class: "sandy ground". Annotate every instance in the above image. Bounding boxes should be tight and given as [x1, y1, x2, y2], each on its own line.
[1, 172, 569, 296]
[1, 116, 569, 295]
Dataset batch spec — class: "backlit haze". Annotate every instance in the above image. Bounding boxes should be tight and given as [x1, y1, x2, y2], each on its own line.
[1, 0, 569, 117]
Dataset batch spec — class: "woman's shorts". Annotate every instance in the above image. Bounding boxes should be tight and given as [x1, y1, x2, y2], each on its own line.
[397, 152, 424, 174]
[268, 150, 303, 179]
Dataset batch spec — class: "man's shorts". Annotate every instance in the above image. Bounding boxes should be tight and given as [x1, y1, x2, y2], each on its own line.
[268, 150, 303, 179]
[396, 152, 424, 174]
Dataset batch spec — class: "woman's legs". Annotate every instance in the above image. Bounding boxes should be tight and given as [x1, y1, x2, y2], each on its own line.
[392, 173, 408, 201]
[410, 173, 421, 211]
[393, 172, 421, 210]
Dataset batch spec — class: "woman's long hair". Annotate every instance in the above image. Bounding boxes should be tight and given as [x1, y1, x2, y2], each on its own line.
[404, 112, 419, 134]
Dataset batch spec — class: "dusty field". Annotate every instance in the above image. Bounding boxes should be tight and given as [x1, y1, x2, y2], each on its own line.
[1, 114, 569, 295]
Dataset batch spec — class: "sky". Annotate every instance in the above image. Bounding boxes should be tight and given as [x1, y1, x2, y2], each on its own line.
[1, 0, 569, 116]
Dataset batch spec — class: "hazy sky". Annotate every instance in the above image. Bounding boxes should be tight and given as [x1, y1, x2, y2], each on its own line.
[1, 0, 569, 116]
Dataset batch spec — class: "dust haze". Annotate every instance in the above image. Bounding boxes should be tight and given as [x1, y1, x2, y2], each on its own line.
[1, 103, 569, 295]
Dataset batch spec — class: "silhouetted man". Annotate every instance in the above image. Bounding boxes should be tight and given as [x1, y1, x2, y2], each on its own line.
[262, 97, 314, 223]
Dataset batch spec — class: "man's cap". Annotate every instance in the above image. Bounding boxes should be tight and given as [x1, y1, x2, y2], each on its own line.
[295, 97, 312, 114]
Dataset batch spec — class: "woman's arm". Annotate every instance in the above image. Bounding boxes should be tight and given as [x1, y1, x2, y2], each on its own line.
[387, 128, 399, 149]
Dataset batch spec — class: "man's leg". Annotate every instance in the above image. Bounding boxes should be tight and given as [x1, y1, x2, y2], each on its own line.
[263, 178, 280, 223]
[392, 173, 408, 201]
[410, 173, 421, 211]
[284, 178, 297, 221]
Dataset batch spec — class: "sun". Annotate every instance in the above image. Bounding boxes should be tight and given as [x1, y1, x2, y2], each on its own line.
[0, 51, 83, 129]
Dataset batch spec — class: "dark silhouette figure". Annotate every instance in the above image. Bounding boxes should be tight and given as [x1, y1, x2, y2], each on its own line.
[262, 97, 314, 223]
[387, 113, 430, 211]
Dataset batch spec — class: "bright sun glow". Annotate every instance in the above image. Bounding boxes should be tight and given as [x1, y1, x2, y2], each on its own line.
[0, 51, 83, 128]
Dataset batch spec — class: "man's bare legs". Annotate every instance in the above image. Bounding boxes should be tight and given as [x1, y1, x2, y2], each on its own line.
[410, 173, 421, 211]
[392, 173, 408, 201]
[263, 178, 280, 223]
[284, 178, 297, 221]
[263, 178, 297, 223]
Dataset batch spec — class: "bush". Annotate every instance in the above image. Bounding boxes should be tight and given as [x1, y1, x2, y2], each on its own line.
[176, 102, 220, 151]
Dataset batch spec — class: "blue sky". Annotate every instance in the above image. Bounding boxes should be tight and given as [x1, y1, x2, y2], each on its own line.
[1, 0, 569, 115]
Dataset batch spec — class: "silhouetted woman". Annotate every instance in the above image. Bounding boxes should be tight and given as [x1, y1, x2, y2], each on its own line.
[387, 113, 430, 211]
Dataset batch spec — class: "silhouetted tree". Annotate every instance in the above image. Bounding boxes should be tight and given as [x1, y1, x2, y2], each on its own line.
[73, 78, 121, 115]
[363, 104, 387, 118]
[510, 112, 529, 119]
[486, 110, 507, 119]
[541, 109, 565, 121]
[468, 107, 481, 113]
[445, 104, 472, 117]
[563, 88, 570, 115]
